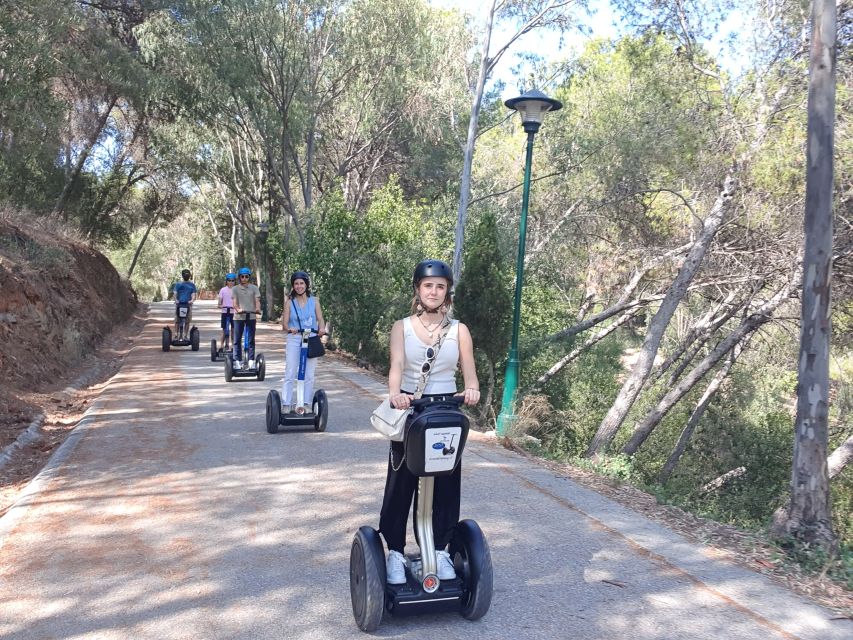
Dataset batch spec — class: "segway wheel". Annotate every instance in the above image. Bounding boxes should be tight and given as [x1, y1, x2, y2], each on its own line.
[210, 339, 218, 361]
[450, 519, 493, 621]
[190, 327, 200, 351]
[224, 356, 233, 382]
[312, 389, 328, 432]
[256, 353, 266, 381]
[266, 390, 281, 434]
[350, 527, 386, 632]
[162, 327, 171, 352]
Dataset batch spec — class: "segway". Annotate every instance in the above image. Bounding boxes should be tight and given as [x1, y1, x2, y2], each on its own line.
[266, 329, 328, 433]
[211, 307, 234, 361]
[349, 396, 493, 631]
[224, 312, 265, 382]
[162, 302, 200, 352]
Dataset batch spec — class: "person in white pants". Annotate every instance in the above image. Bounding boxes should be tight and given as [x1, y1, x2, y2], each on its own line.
[281, 271, 326, 413]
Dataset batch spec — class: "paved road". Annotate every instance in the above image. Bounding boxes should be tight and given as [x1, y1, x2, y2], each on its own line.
[0, 302, 847, 640]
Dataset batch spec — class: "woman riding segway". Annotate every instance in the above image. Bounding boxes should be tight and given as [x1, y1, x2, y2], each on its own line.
[211, 272, 236, 361]
[280, 271, 326, 413]
[349, 259, 491, 631]
[265, 270, 328, 433]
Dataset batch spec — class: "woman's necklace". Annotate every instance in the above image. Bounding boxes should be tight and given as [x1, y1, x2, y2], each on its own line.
[417, 312, 444, 339]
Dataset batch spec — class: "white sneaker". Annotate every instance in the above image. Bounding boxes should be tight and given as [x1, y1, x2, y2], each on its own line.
[386, 550, 407, 585]
[233, 361, 241, 370]
[436, 550, 456, 580]
[248, 359, 255, 369]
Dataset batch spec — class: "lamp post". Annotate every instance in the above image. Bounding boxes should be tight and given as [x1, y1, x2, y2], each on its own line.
[257, 222, 270, 321]
[495, 89, 562, 437]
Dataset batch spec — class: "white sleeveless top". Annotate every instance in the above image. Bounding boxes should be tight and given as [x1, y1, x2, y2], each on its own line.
[401, 317, 460, 395]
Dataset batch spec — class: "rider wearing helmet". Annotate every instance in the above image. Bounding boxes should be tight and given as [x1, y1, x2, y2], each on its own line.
[231, 267, 261, 369]
[378, 259, 480, 585]
[171, 268, 198, 338]
[280, 270, 326, 413]
[217, 272, 237, 352]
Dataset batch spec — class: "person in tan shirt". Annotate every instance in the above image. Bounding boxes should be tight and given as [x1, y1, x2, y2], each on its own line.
[231, 267, 261, 369]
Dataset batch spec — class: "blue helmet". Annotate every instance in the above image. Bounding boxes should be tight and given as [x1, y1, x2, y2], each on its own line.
[225, 272, 236, 281]
[238, 267, 251, 276]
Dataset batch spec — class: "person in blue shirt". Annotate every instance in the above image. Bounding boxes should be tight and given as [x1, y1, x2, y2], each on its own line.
[172, 269, 198, 338]
[280, 271, 326, 412]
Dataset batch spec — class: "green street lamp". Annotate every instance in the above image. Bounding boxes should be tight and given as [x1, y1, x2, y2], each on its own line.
[495, 89, 562, 437]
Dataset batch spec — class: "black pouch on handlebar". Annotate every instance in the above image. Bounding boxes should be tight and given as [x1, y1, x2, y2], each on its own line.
[404, 402, 469, 477]
[307, 334, 325, 358]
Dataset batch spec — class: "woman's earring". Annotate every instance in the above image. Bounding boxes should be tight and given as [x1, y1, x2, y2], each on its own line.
[416, 298, 423, 314]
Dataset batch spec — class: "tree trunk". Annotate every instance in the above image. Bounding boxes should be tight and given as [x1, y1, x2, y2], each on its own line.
[657, 341, 746, 484]
[775, 0, 837, 547]
[54, 95, 119, 216]
[127, 210, 160, 280]
[622, 281, 793, 455]
[585, 175, 737, 457]
[451, 0, 498, 284]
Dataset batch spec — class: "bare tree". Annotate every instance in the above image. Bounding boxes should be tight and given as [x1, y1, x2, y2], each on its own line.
[585, 175, 737, 456]
[773, 0, 837, 547]
[621, 277, 796, 455]
[451, 0, 578, 283]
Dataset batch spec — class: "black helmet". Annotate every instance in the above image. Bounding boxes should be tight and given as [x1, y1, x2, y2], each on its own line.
[290, 270, 310, 286]
[181, 269, 192, 280]
[412, 260, 452, 290]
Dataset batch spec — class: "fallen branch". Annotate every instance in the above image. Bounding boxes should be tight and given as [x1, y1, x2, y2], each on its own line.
[701, 467, 746, 494]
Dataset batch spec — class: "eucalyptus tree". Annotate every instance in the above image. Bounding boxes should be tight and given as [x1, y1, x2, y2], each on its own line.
[772, 0, 838, 548]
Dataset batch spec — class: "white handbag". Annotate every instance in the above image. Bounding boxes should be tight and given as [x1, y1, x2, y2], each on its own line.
[370, 400, 409, 441]
[370, 320, 451, 441]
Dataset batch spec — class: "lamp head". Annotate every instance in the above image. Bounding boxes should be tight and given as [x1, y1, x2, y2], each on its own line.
[505, 89, 562, 133]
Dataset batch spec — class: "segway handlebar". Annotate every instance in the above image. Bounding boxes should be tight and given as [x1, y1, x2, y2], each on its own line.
[410, 395, 465, 410]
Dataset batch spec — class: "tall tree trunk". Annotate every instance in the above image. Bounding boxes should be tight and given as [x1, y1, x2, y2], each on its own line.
[127, 210, 160, 280]
[54, 95, 119, 216]
[585, 175, 737, 456]
[451, 0, 497, 284]
[774, 0, 837, 546]
[657, 341, 746, 484]
[622, 280, 793, 455]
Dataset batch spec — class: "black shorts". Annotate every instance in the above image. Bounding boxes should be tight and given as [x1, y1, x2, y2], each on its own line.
[220, 313, 233, 331]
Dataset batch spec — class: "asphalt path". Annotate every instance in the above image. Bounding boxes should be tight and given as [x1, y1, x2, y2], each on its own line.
[0, 302, 847, 640]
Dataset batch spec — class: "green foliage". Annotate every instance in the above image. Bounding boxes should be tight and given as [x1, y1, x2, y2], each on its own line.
[524, 334, 630, 457]
[772, 536, 853, 590]
[455, 212, 512, 365]
[572, 453, 640, 484]
[299, 179, 448, 360]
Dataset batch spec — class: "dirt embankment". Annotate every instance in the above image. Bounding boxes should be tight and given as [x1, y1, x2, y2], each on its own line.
[0, 214, 137, 429]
